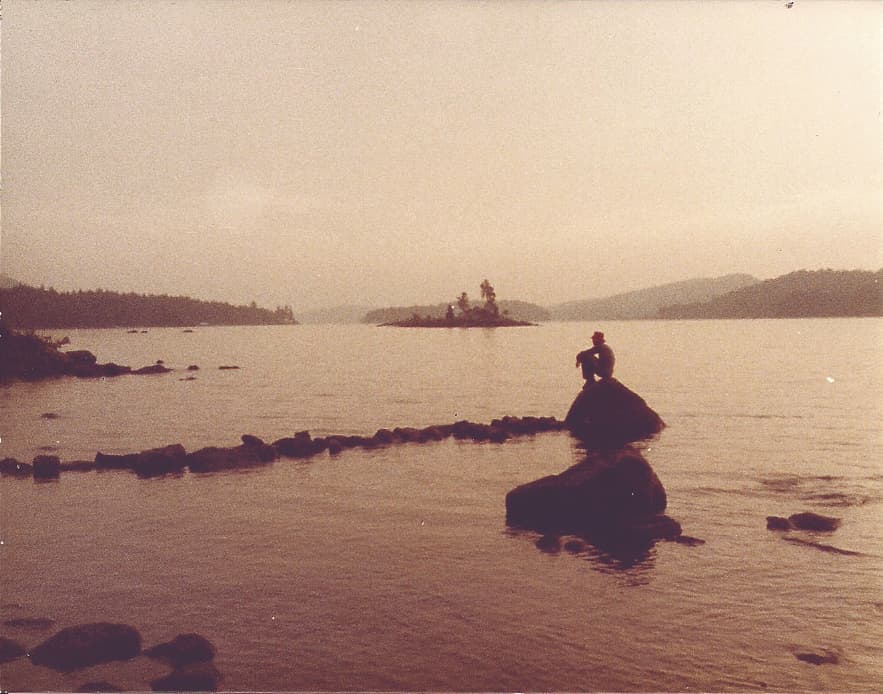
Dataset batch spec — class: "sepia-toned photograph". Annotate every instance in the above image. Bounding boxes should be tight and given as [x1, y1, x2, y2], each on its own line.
[1, 1, 880, 691]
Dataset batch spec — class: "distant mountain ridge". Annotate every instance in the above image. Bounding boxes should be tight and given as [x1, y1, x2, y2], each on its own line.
[549, 274, 759, 321]
[660, 269, 883, 319]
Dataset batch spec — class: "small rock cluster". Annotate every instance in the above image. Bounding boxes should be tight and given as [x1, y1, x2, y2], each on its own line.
[0, 622, 220, 691]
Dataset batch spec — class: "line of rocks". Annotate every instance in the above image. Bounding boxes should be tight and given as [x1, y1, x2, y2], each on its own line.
[0, 415, 567, 480]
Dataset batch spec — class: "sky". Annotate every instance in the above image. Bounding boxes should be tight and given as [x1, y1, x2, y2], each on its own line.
[1, 0, 880, 312]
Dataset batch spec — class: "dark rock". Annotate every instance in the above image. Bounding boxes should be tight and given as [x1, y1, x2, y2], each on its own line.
[150, 661, 222, 692]
[766, 516, 793, 531]
[373, 428, 395, 445]
[535, 534, 561, 552]
[179, 376, 197, 381]
[30, 622, 141, 672]
[564, 379, 665, 445]
[155, 360, 164, 365]
[788, 511, 841, 532]
[273, 431, 322, 458]
[60, 460, 97, 472]
[0, 457, 33, 477]
[182, 329, 194, 333]
[134, 444, 188, 477]
[218, 365, 240, 370]
[0, 635, 27, 663]
[145, 633, 215, 668]
[392, 427, 422, 443]
[187, 441, 277, 473]
[420, 426, 447, 441]
[95, 363, 132, 377]
[127, 329, 139, 333]
[32, 454, 61, 480]
[132, 363, 172, 375]
[95, 452, 140, 471]
[674, 535, 706, 546]
[241, 434, 265, 448]
[563, 539, 587, 553]
[506, 446, 676, 541]
[795, 650, 839, 665]
[64, 350, 98, 365]
[41, 412, 61, 419]
[326, 438, 343, 455]
[186, 364, 199, 370]
[487, 426, 510, 443]
[3, 616, 56, 629]
[75, 681, 122, 692]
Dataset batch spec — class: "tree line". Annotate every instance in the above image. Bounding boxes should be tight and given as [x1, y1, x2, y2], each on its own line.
[0, 284, 297, 329]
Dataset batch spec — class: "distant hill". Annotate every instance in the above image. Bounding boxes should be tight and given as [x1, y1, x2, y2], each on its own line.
[659, 269, 883, 319]
[549, 274, 758, 321]
[298, 305, 378, 324]
[364, 300, 551, 324]
[0, 284, 298, 329]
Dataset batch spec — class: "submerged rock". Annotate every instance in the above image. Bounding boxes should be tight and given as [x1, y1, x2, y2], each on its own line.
[766, 511, 841, 532]
[30, 622, 141, 672]
[506, 446, 676, 541]
[0, 635, 27, 663]
[0, 457, 33, 477]
[75, 681, 122, 692]
[132, 363, 172, 375]
[133, 444, 188, 477]
[145, 633, 216, 668]
[564, 379, 664, 445]
[506, 446, 682, 548]
[32, 454, 61, 480]
[187, 437, 277, 473]
[150, 661, 222, 692]
[273, 431, 326, 458]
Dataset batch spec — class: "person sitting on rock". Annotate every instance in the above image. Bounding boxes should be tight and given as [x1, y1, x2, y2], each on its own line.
[576, 331, 615, 387]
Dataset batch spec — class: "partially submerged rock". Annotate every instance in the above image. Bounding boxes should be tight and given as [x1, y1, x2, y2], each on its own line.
[187, 436, 277, 473]
[505, 446, 678, 542]
[29, 622, 142, 672]
[145, 633, 215, 668]
[564, 379, 664, 445]
[32, 454, 61, 480]
[0, 457, 33, 477]
[0, 635, 27, 663]
[150, 661, 222, 692]
[766, 511, 841, 532]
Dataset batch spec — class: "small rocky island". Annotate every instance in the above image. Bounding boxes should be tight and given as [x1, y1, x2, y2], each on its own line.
[382, 279, 536, 327]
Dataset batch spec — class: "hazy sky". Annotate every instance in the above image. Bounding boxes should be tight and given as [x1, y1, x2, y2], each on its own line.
[1, 0, 880, 311]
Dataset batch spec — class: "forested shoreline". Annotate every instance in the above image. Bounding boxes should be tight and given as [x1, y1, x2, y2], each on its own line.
[0, 285, 297, 329]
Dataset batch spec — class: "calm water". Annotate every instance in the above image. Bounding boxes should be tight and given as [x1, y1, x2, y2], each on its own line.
[1, 319, 881, 692]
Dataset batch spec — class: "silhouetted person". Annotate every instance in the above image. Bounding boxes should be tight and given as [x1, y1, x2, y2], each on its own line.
[576, 331, 615, 387]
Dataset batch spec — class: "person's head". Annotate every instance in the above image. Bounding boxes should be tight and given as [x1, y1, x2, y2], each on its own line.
[592, 331, 605, 345]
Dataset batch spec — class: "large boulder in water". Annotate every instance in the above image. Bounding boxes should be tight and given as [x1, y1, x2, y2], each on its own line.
[564, 378, 664, 445]
[29, 622, 141, 671]
[505, 446, 678, 542]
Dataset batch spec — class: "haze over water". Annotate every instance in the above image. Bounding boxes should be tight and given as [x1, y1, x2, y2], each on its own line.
[1, 319, 880, 691]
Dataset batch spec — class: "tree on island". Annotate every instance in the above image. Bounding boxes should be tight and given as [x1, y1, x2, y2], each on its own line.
[480, 279, 499, 317]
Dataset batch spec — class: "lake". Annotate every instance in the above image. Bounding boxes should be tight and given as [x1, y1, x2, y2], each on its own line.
[1, 318, 881, 691]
